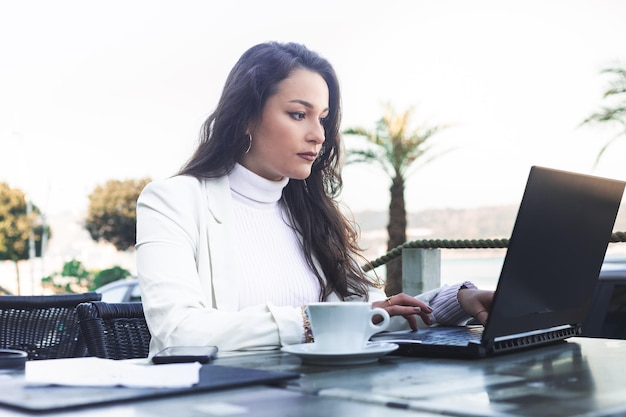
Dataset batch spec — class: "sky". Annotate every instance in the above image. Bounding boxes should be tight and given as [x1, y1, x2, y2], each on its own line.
[2, 0, 626, 217]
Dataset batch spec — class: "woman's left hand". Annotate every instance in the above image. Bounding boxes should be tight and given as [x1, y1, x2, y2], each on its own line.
[371, 293, 433, 331]
[457, 288, 494, 325]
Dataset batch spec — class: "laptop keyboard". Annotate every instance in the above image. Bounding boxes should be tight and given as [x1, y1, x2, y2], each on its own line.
[418, 326, 484, 346]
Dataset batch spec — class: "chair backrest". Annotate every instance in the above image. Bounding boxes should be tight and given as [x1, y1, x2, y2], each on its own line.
[0, 292, 102, 360]
[76, 301, 151, 360]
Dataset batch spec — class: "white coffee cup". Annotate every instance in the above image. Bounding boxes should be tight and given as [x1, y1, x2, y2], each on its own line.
[307, 302, 390, 353]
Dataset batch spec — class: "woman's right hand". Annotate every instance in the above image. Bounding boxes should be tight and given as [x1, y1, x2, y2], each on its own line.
[372, 293, 433, 331]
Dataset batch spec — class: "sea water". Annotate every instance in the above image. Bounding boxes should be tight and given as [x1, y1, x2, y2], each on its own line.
[440, 256, 504, 291]
[439, 249, 626, 291]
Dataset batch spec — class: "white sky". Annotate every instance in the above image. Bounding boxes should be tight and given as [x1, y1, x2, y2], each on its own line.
[2, 0, 626, 216]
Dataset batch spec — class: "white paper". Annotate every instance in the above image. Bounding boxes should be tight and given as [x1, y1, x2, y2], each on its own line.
[25, 357, 201, 388]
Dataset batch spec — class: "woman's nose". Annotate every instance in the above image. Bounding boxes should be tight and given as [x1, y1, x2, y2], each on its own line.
[308, 122, 325, 144]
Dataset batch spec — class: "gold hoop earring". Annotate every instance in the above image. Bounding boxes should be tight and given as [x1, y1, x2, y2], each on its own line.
[245, 133, 252, 154]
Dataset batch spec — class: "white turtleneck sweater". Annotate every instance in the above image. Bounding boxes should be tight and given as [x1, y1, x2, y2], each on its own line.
[137, 166, 473, 354]
[229, 164, 322, 308]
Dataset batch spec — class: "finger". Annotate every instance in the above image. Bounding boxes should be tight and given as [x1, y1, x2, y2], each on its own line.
[383, 305, 433, 327]
[377, 294, 435, 325]
[403, 314, 418, 331]
[385, 294, 433, 314]
[382, 304, 426, 318]
[474, 309, 488, 325]
[420, 310, 433, 326]
[398, 308, 432, 329]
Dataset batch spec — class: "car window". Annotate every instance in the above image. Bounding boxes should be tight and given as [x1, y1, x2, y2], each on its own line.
[99, 286, 129, 303]
[129, 282, 142, 302]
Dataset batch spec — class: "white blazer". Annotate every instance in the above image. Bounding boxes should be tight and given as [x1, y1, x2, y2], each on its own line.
[136, 175, 444, 356]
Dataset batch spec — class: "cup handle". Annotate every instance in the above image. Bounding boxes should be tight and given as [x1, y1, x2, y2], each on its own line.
[367, 307, 390, 337]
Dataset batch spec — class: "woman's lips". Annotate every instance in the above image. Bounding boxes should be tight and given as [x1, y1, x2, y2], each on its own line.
[298, 152, 317, 162]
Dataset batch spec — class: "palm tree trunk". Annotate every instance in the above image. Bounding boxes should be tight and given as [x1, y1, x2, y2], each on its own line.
[385, 175, 407, 296]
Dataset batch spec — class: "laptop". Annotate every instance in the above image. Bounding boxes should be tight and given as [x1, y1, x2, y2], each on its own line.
[373, 165, 625, 358]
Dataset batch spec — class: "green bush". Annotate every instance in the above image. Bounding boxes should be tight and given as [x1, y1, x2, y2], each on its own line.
[92, 266, 131, 289]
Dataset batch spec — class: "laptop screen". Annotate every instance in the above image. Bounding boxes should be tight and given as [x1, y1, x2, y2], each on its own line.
[483, 166, 625, 341]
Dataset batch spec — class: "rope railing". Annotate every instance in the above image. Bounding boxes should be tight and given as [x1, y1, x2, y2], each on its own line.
[363, 231, 626, 272]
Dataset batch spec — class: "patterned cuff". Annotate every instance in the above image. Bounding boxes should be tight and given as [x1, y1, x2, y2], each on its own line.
[301, 306, 314, 343]
[430, 281, 476, 325]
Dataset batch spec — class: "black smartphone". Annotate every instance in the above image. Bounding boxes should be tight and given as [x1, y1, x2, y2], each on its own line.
[151, 346, 218, 365]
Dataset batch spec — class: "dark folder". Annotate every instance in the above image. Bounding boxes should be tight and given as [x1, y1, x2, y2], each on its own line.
[0, 364, 299, 413]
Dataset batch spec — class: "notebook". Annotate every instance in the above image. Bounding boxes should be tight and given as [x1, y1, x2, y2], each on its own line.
[373, 165, 625, 358]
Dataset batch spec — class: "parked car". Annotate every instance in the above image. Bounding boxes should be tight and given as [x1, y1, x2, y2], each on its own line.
[582, 256, 626, 339]
[95, 278, 141, 303]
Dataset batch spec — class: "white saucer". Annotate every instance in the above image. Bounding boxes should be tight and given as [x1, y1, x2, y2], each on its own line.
[281, 342, 399, 366]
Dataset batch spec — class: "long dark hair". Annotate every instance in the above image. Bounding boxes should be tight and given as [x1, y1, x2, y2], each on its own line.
[179, 41, 375, 300]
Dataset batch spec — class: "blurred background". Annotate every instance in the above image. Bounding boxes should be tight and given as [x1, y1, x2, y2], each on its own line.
[2, 0, 626, 294]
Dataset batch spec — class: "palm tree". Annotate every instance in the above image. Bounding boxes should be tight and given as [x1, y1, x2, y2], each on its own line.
[343, 103, 450, 296]
[581, 66, 626, 166]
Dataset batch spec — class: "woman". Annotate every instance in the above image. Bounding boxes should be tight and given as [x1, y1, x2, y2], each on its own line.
[136, 41, 492, 356]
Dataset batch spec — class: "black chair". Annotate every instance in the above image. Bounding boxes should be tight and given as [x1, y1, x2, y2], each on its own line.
[0, 292, 102, 360]
[76, 301, 151, 360]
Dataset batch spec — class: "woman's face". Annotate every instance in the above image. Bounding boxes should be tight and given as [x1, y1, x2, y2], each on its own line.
[241, 68, 329, 181]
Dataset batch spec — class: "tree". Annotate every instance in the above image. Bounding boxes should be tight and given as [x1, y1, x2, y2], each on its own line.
[42, 260, 131, 293]
[92, 266, 131, 289]
[0, 182, 50, 294]
[581, 66, 626, 166]
[41, 259, 94, 294]
[343, 103, 449, 296]
[61, 259, 92, 288]
[85, 178, 151, 251]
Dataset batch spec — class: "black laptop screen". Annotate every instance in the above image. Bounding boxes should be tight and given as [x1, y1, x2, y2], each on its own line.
[483, 166, 625, 340]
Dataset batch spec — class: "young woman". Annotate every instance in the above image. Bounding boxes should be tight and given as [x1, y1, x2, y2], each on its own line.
[136, 41, 493, 356]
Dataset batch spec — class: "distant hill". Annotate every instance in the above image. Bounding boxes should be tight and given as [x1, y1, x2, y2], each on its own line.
[354, 204, 626, 239]
[352, 205, 626, 261]
[353, 205, 519, 239]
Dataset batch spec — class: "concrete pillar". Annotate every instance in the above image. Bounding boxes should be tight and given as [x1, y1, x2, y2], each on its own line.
[402, 248, 441, 295]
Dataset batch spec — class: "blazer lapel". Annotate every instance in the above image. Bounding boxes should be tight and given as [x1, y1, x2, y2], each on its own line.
[203, 177, 240, 312]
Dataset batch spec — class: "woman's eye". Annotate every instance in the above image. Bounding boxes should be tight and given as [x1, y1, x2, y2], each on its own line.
[319, 117, 327, 125]
[289, 112, 306, 120]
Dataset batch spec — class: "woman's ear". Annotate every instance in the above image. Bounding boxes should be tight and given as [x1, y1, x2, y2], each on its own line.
[246, 118, 260, 136]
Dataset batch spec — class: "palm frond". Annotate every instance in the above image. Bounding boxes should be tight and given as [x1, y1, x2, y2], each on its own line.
[404, 147, 457, 179]
[343, 104, 451, 181]
[583, 106, 626, 125]
[594, 134, 622, 168]
[582, 65, 626, 164]
[344, 148, 393, 177]
[600, 67, 626, 77]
